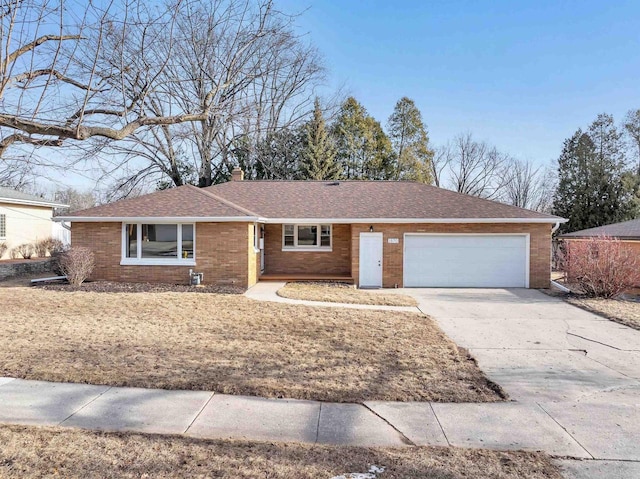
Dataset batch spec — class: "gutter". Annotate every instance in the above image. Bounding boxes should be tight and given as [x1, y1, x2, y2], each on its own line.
[0, 197, 69, 209]
[53, 216, 263, 223]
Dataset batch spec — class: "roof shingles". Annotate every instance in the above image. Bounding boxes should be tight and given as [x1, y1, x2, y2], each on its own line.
[561, 218, 640, 240]
[65, 185, 252, 218]
[208, 181, 561, 220]
[64, 180, 564, 222]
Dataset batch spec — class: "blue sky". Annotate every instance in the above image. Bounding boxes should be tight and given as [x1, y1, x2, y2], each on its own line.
[277, 0, 640, 165]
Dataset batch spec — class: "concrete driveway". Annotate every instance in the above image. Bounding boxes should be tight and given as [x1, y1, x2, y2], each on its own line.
[400, 288, 640, 479]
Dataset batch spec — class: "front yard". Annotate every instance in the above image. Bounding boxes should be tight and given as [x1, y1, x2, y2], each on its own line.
[0, 286, 503, 403]
[277, 281, 418, 306]
[566, 296, 640, 330]
[0, 425, 563, 479]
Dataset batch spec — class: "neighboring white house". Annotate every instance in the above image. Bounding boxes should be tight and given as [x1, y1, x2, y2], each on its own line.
[0, 187, 69, 259]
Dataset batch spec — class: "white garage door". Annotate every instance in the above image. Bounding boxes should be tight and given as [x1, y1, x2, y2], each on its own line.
[403, 234, 528, 288]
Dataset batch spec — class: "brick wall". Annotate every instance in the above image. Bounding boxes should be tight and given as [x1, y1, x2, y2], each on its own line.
[71, 221, 553, 289]
[263, 223, 351, 275]
[71, 222, 252, 288]
[350, 223, 552, 289]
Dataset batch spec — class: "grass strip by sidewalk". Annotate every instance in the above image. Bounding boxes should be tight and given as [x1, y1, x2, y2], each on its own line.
[0, 287, 503, 403]
[0, 425, 563, 479]
[277, 281, 418, 307]
[565, 296, 640, 330]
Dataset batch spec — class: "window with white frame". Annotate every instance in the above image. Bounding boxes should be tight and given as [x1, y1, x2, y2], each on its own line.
[282, 224, 331, 250]
[122, 223, 195, 264]
[0, 214, 5, 239]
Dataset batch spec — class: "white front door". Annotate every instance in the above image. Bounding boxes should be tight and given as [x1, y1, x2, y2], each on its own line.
[359, 232, 383, 288]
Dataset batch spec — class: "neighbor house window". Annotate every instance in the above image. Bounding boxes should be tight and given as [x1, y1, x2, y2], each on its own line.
[0, 214, 5, 239]
[122, 223, 195, 265]
[282, 224, 332, 250]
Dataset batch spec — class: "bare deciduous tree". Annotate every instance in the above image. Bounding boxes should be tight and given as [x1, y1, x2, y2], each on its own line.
[0, 1, 198, 148]
[431, 144, 454, 187]
[437, 133, 510, 199]
[432, 133, 554, 212]
[502, 159, 556, 212]
[1, 0, 324, 191]
[88, 0, 325, 191]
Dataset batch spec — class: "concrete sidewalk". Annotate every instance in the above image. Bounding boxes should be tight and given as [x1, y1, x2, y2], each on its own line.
[0, 377, 590, 455]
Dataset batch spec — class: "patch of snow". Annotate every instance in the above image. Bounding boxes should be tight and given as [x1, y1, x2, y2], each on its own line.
[329, 465, 385, 479]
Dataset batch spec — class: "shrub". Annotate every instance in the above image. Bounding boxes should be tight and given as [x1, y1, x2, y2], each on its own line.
[0, 242, 7, 259]
[11, 243, 34, 259]
[34, 237, 65, 257]
[562, 235, 640, 298]
[59, 247, 95, 286]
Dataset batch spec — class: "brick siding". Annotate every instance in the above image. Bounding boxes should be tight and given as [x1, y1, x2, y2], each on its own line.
[71, 222, 253, 288]
[351, 223, 552, 289]
[72, 221, 553, 289]
[263, 223, 351, 275]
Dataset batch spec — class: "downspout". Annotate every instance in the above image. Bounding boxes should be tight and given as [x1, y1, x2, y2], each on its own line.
[549, 221, 570, 292]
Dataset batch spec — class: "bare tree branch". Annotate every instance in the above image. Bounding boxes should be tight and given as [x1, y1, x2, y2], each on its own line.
[0, 133, 62, 156]
[5, 33, 80, 65]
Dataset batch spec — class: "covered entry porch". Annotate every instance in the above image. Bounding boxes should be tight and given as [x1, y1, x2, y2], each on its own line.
[258, 223, 354, 283]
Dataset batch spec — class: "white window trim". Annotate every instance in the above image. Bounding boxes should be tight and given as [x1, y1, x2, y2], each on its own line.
[282, 224, 332, 252]
[253, 223, 261, 253]
[120, 222, 196, 266]
[0, 213, 5, 240]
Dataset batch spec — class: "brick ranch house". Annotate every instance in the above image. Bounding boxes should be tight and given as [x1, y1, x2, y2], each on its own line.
[57, 169, 566, 289]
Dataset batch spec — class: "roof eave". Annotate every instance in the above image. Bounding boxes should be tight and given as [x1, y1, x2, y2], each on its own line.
[0, 197, 69, 208]
[55, 216, 262, 223]
[262, 217, 567, 224]
[561, 234, 640, 241]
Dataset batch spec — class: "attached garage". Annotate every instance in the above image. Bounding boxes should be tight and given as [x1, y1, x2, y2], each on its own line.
[403, 234, 529, 288]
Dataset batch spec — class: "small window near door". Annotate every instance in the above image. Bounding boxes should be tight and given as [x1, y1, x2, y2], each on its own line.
[282, 224, 332, 250]
[0, 214, 5, 239]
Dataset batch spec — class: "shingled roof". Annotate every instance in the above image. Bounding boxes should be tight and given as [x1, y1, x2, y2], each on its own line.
[62, 185, 256, 219]
[60, 180, 564, 223]
[207, 180, 563, 221]
[561, 218, 640, 240]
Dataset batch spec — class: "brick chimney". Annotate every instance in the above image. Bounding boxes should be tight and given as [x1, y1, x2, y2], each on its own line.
[231, 167, 244, 181]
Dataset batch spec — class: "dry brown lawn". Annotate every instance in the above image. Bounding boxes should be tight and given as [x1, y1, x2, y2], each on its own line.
[0, 425, 563, 479]
[0, 286, 502, 403]
[277, 281, 418, 306]
[566, 296, 640, 330]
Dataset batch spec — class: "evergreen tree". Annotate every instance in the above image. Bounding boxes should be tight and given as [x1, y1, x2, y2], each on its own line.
[552, 114, 635, 234]
[332, 97, 395, 180]
[299, 98, 340, 180]
[623, 109, 640, 175]
[387, 97, 434, 183]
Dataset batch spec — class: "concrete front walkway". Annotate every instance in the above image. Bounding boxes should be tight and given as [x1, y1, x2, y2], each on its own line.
[244, 281, 422, 313]
[1, 287, 639, 478]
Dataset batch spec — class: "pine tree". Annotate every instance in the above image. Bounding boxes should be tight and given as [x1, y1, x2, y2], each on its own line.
[299, 98, 339, 180]
[552, 114, 635, 234]
[387, 97, 434, 183]
[332, 97, 395, 180]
